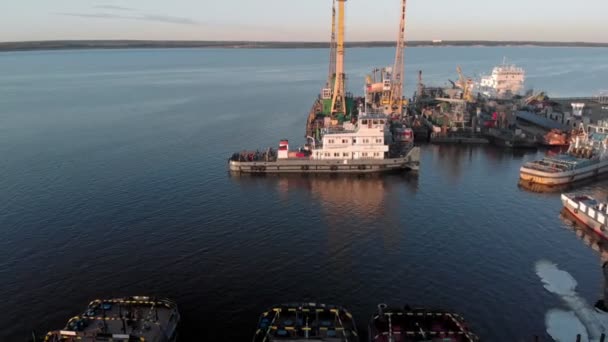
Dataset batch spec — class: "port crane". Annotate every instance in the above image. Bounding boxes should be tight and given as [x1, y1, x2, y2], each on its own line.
[380, 0, 408, 116]
[326, 0, 337, 89]
[456, 66, 475, 103]
[330, 0, 347, 116]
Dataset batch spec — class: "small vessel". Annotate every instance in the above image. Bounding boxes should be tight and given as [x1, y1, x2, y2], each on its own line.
[561, 193, 608, 239]
[42, 296, 180, 342]
[252, 303, 359, 341]
[486, 127, 537, 149]
[543, 129, 570, 147]
[369, 304, 479, 342]
[520, 121, 608, 186]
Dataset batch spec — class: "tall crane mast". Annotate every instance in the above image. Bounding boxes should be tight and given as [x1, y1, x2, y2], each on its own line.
[330, 0, 347, 116]
[389, 0, 407, 116]
[327, 0, 337, 88]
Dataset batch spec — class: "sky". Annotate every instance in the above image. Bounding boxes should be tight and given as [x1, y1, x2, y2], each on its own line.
[0, 0, 607, 43]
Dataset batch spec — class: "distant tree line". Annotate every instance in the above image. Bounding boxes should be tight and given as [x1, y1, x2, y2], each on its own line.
[1, 40, 606, 52]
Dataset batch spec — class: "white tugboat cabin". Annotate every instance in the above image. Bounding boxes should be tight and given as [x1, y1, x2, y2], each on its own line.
[308, 114, 390, 160]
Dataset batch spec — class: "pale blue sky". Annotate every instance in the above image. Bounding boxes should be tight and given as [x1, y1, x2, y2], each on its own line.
[1, 0, 606, 42]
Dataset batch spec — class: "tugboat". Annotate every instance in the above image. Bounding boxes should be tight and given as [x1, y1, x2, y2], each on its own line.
[252, 303, 359, 341]
[369, 304, 479, 342]
[520, 121, 608, 186]
[42, 296, 180, 342]
[561, 193, 608, 239]
[229, 114, 419, 174]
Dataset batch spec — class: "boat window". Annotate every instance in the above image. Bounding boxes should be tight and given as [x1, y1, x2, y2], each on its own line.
[334, 153, 340, 157]
[362, 152, 368, 157]
[342, 139, 348, 144]
[373, 120, 378, 125]
[376, 139, 382, 143]
[380, 120, 385, 124]
[325, 153, 330, 157]
[343, 152, 349, 157]
[352, 139, 357, 144]
[328, 139, 334, 144]
[374, 152, 380, 157]
[361, 120, 368, 125]
[363, 139, 369, 144]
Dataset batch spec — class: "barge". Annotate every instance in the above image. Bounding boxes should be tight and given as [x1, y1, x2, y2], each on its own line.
[252, 303, 359, 341]
[43, 296, 179, 342]
[369, 304, 479, 342]
[520, 122, 608, 186]
[561, 193, 608, 240]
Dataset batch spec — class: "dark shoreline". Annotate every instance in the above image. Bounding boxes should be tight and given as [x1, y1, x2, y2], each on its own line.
[1, 40, 607, 52]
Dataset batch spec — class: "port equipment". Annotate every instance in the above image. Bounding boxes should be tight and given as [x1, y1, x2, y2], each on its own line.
[330, 0, 347, 116]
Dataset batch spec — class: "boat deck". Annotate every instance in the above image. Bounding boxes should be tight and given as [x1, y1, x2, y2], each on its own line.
[369, 305, 478, 342]
[44, 297, 179, 342]
[253, 303, 359, 342]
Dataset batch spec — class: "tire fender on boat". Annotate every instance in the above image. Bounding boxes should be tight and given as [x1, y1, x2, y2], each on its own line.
[330, 165, 338, 171]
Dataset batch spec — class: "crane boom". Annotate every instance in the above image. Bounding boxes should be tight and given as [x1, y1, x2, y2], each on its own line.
[389, 0, 407, 116]
[330, 0, 347, 116]
[327, 0, 337, 87]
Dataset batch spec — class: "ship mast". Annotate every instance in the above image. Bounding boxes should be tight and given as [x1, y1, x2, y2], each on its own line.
[389, 0, 407, 116]
[327, 0, 337, 88]
[330, 0, 347, 116]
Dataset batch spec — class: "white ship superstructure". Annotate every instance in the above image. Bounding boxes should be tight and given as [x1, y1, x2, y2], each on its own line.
[480, 62, 525, 98]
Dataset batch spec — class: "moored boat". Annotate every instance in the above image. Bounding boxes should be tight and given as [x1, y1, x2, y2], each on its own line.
[520, 122, 608, 186]
[369, 304, 479, 342]
[561, 193, 608, 239]
[42, 296, 180, 342]
[229, 114, 420, 174]
[252, 303, 359, 341]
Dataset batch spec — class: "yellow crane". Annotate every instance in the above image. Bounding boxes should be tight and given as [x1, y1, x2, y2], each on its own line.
[456, 66, 475, 103]
[330, 0, 347, 116]
[381, 0, 408, 116]
[327, 0, 337, 89]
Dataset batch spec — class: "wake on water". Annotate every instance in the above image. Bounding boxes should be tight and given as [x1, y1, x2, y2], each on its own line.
[535, 260, 606, 341]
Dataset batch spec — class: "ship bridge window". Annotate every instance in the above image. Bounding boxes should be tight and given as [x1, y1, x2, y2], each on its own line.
[361, 119, 368, 125]
[342, 139, 348, 144]
[328, 139, 334, 144]
[334, 153, 340, 157]
[376, 139, 382, 143]
[373, 120, 378, 125]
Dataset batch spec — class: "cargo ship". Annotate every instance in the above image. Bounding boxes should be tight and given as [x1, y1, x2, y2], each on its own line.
[42, 296, 180, 342]
[369, 304, 479, 342]
[252, 303, 359, 341]
[520, 121, 608, 186]
[561, 193, 608, 240]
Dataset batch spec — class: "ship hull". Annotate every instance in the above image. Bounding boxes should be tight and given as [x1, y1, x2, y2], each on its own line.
[562, 194, 608, 240]
[230, 147, 420, 174]
[520, 160, 608, 186]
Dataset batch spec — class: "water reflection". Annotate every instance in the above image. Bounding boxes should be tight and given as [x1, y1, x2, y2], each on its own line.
[561, 209, 608, 262]
[230, 174, 418, 256]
